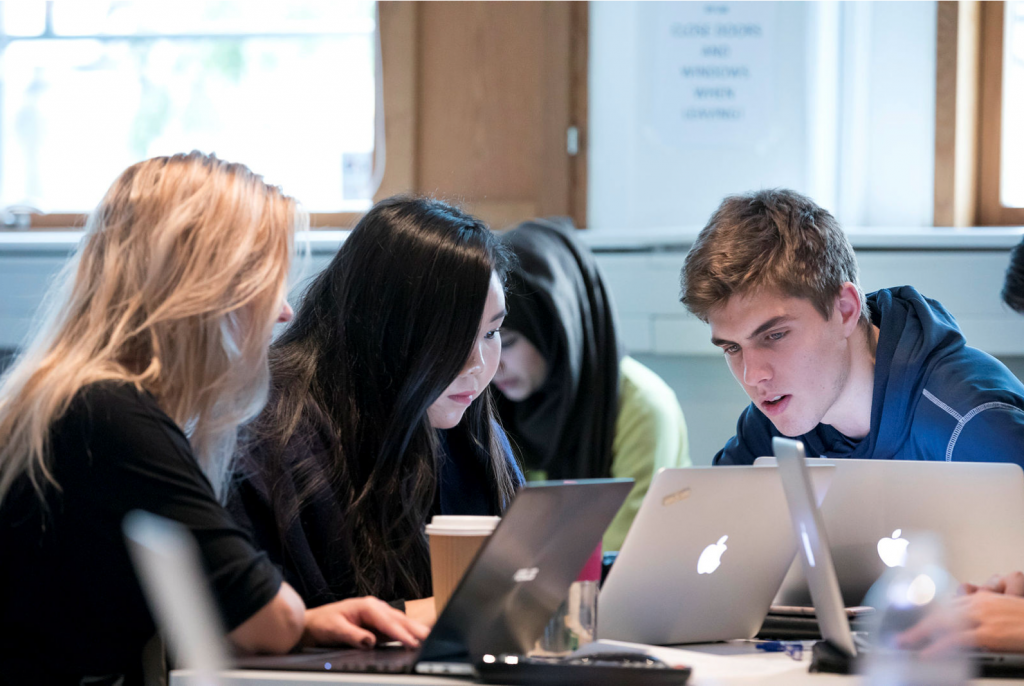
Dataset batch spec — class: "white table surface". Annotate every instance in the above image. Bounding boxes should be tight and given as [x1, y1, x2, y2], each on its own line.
[169, 640, 1023, 685]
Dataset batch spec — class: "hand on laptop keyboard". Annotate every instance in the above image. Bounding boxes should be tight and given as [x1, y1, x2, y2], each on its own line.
[898, 591, 1024, 656]
[302, 597, 430, 650]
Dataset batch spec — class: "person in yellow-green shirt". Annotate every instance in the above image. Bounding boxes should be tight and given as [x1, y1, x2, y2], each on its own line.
[492, 218, 690, 552]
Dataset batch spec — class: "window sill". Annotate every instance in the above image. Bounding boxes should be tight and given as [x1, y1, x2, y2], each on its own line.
[577, 226, 1024, 252]
[3, 226, 1024, 255]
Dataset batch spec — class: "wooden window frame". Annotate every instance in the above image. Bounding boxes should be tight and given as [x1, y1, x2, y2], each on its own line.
[977, 1, 1024, 225]
[934, 1, 981, 227]
[930, 1, 1024, 227]
[27, 212, 367, 230]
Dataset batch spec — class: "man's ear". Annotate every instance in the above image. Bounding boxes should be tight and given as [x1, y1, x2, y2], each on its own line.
[835, 282, 863, 337]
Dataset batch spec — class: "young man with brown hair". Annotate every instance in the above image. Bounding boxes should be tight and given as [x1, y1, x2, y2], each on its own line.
[680, 188, 1024, 467]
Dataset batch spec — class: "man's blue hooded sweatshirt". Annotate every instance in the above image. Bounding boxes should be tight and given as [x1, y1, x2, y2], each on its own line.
[715, 286, 1024, 467]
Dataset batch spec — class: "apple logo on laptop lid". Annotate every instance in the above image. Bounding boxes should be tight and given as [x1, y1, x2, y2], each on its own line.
[697, 535, 729, 575]
[878, 529, 909, 568]
[513, 567, 540, 582]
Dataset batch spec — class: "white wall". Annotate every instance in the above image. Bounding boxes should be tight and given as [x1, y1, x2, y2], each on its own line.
[588, 1, 937, 230]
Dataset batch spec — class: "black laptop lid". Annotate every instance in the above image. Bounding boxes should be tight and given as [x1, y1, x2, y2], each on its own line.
[420, 478, 632, 662]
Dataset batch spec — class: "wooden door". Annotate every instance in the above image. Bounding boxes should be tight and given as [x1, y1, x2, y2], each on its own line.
[377, 2, 588, 230]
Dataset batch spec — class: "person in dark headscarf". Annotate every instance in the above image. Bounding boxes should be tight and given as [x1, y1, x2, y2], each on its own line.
[492, 218, 689, 551]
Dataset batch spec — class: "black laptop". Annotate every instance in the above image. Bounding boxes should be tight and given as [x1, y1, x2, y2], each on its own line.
[236, 478, 633, 675]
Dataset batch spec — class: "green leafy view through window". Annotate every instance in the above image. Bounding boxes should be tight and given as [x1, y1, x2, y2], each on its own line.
[0, 1, 378, 214]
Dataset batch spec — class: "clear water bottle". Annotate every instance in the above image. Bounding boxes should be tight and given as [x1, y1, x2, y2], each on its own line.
[533, 544, 602, 655]
[860, 532, 971, 686]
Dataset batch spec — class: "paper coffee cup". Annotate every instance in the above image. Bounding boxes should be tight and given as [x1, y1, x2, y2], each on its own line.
[426, 515, 500, 615]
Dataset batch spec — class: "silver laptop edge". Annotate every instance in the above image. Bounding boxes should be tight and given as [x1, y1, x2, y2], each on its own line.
[772, 437, 858, 657]
[123, 510, 230, 685]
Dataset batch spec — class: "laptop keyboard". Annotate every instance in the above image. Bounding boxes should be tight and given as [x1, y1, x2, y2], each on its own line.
[236, 646, 418, 673]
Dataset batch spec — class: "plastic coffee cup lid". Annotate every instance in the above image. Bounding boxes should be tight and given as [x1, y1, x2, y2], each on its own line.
[425, 515, 500, 536]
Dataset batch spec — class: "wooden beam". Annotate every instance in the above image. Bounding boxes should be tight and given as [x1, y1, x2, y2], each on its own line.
[375, 1, 419, 202]
[17, 213, 87, 230]
[934, 0, 981, 227]
[536, 2, 573, 221]
[309, 212, 364, 229]
[977, 2, 1004, 225]
[976, 2, 1024, 225]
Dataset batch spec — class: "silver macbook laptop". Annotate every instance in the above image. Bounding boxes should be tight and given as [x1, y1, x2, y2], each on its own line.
[755, 453, 1024, 606]
[598, 465, 832, 645]
[774, 437, 1024, 676]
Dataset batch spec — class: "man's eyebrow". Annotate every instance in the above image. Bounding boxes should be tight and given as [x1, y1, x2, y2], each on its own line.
[710, 315, 793, 348]
[490, 309, 508, 323]
[748, 315, 793, 339]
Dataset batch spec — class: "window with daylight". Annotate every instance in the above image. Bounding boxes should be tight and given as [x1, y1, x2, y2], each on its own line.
[1000, 1, 1024, 209]
[0, 1, 379, 227]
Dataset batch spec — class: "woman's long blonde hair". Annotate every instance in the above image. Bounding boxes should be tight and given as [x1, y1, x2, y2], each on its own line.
[0, 151, 303, 504]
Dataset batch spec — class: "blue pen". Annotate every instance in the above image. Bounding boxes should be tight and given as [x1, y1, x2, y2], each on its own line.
[756, 641, 804, 660]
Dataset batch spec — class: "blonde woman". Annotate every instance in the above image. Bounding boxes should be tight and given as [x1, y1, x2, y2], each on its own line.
[0, 152, 426, 685]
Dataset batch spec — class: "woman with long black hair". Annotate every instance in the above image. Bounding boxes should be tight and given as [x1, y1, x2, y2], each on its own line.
[230, 196, 522, 624]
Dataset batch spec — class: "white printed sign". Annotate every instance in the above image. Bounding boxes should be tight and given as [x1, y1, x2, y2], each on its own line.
[643, 2, 777, 148]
